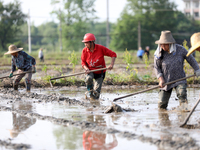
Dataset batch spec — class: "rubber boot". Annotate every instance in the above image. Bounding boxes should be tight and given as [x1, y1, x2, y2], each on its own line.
[93, 90, 100, 100]
[13, 84, 18, 91]
[86, 84, 93, 96]
[26, 83, 31, 92]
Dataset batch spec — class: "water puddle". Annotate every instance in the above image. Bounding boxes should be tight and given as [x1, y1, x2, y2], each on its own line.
[0, 87, 200, 149]
[0, 110, 156, 150]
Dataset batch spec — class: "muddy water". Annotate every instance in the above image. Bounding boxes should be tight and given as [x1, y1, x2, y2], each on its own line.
[0, 87, 200, 149]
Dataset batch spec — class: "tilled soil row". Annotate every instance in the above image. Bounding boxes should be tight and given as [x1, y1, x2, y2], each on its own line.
[0, 88, 136, 113]
[0, 88, 95, 108]
[0, 105, 199, 150]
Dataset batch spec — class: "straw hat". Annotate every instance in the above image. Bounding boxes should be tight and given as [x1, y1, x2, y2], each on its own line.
[186, 32, 200, 57]
[4, 44, 23, 55]
[9, 129, 19, 138]
[155, 30, 176, 44]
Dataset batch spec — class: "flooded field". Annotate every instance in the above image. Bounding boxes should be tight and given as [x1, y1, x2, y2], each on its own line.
[0, 87, 200, 150]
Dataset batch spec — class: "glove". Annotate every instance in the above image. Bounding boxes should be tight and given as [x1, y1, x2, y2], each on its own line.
[33, 67, 36, 73]
[9, 73, 13, 78]
[195, 69, 200, 77]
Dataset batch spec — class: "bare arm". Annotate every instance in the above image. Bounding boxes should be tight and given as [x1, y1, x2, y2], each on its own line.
[107, 57, 116, 70]
[83, 65, 90, 74]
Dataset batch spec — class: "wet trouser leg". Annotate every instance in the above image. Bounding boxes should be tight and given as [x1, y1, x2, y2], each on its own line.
[93, 77, 104, 99]
[85, 73, 94, 96]
[158, 89, 172, 109]
[175, 83, 187, 104]
[13, 68, 32, 92]
[25, 68, 32, 92]
[13, 69, 25, 91]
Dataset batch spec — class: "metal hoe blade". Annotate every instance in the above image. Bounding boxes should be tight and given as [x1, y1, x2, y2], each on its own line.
[180, 96, 200, 127]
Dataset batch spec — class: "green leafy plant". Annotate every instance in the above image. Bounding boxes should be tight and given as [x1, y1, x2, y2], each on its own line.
[54, 66, 63, 76]
[42, 75, 52, 82]
[144, 54, 150, 69]
[42, 65, 48, 75]
[183, 40, 191, 74]
[129, 68, 140, 82]
[183, 40, 189, 51]
[68, 51, 78, 72]
[123, 48, 133, 70]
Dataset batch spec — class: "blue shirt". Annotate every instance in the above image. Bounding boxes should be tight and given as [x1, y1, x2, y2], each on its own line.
[11, 51, 36, 72]
[137, 49, 144, 57]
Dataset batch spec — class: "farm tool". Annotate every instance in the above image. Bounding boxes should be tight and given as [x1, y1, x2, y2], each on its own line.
[49, 68, 107, 87]
[180, 94, 200, 127]
[113, 74, 196, 102]
[0, 70, 35, 80]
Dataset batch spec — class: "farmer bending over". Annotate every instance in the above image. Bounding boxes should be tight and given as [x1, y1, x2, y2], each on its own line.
[154, 31, 200, 109]
[81, 33, 117, 100]
[4, 45, 36, 92]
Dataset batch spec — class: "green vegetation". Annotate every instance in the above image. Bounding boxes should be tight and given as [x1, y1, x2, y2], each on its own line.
[0, 1, 26, 50]
[1, 0, 200, 53]
[42, 65, 48, 75]
[123, 48, 133, 70]
[144, 54, 150, 70]
[68, 51, 78, 72]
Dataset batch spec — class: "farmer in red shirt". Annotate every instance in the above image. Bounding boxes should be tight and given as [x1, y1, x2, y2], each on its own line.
[81, 33, 117, 100]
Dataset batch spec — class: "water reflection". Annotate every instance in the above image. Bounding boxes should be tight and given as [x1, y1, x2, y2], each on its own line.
[87, 115, 106, 125]
[53, 126, 83, 150]
[158, 110, 189, 127]
[9, 102, 36, 138]
[158, 110, 171, 126]
[82, 131, 118, 150]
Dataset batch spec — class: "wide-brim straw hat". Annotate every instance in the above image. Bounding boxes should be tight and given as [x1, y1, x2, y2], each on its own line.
[4, 44, 23, 55]
[155, 30, 176, 44]
[186, 32, 200, 57]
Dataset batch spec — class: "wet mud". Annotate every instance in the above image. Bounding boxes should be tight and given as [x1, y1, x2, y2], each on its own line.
[0, 87, 200, 150]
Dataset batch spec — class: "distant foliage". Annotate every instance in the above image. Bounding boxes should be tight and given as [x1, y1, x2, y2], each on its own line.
[51, 0, 96, 51]
[110, 0, 200, 50]
[0, 1, 26, 50]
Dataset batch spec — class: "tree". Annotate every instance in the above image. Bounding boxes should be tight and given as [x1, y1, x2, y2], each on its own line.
[0, 0, 26, 51]
[38, 22, 59, 51]
[51, 0, 96, 51]
[86, 21, 113, 47]
[110, 0, 196, 50]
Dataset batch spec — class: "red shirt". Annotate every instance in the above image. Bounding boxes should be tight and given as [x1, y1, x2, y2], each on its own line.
[81, 44, 117, 74]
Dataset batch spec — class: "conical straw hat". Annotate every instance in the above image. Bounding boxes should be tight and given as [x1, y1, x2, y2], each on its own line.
[187, 32, 200, 57]
[155, 30, 176, 44]
[4, 45, 23, 55]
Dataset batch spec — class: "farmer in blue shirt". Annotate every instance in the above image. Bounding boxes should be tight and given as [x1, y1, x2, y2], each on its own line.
[137, 47, 144, 61]
[4, 45, 36, 92]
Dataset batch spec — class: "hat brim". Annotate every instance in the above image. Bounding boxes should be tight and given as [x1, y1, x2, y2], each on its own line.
[82, 40, 87, 42]
[4, 48, 23, 55]
[186, 41, 200, 57]
[155, 40, 176, 44]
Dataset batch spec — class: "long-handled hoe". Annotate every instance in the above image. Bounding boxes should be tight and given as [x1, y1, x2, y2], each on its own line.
[49, 68, 107, 87]
[180, 94, 200, 127]
[113, 74, 195, 102]
[112, 74, 200, 126]
[0, 70, 35, 80]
